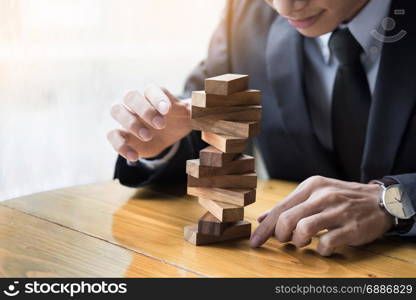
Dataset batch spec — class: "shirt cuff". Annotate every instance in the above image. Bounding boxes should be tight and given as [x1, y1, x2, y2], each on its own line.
[126, 142, 180, 170]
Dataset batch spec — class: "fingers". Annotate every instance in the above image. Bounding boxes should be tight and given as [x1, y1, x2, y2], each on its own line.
[250, 209, 280, 248]
[111, 103, 153, 142]
[316, 226, 350, 256]
[144, 84, 171, 115]
[107, 129, 140, 161]
[250, 198, 303, 248]
[274, 199, 322, 243]
[248, 177, 377, 257]
[250, 176, 325, 248]
[291, 208, 342, 248]
[107, 129, 155, 162]
[250, 202, 297, 248]
[123, 90, 166, 130]
[108, 86, 186, 161]
[274, 186, 342, 243]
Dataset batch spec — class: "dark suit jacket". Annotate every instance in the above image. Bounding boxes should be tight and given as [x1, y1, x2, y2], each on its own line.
[114, 0, 416, 209]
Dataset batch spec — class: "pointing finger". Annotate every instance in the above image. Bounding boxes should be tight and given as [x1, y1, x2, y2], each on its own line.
[250, 208, 279, 248]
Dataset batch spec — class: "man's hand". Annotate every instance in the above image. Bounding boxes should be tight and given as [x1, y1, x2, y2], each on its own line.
[107, 85, 191, 161]
[250, 176, 394, 256]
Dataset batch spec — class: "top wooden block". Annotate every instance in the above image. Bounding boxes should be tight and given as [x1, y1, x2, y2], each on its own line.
[205, 74, 249, 96]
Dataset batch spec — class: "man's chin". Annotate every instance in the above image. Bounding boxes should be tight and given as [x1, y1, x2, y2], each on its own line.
[296, 26, 336, 38]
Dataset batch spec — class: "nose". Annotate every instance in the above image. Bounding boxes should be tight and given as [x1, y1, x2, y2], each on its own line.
[273, 0, 309, 16]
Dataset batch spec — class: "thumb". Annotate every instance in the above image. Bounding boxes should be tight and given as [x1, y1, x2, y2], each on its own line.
[161, 87, 183, 104]
[162, 88, 191, 114]
[257, 209, 271, 223]
[250, 209, 278, 248]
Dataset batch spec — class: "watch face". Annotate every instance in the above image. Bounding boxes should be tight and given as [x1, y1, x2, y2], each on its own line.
[384, 185, 415, 219]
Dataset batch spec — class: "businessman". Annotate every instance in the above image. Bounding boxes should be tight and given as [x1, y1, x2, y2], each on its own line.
[107, 0, 416, 256]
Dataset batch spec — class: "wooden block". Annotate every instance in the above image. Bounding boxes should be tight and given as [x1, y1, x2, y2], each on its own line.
[192, 119, 260, 138]
[198, 212, 234, 236]
[201, 132, 248, 153]
[188, 173, 257, 189]
[186, 155, 255, 178]
[198, 197, 244, 222]
[184, 221, 251, 246]
[205, 74, 249, 96]
[199, 146, 238, 167]
[188, 187, 256, 207]
[193, 109, 261, 122]
[191, 105, 261, 121]
[192, 90, 261, 108]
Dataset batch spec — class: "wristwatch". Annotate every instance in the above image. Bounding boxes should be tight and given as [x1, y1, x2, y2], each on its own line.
[371, 178, 416, 234]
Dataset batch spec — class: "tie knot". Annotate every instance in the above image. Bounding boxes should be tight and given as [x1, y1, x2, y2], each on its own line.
[329, 28, 363, 65]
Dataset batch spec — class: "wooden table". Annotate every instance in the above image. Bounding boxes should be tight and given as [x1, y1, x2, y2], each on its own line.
[1, 179, 415, 278]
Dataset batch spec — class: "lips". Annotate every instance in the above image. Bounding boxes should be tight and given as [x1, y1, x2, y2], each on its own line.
[287, 12, 323, 29]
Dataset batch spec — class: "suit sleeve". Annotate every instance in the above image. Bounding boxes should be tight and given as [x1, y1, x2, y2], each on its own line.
[114, 0, 235, 188]
[114, 131, 206, 187]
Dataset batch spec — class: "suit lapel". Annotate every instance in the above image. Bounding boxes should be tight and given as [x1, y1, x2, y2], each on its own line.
[362, 0, 416, 181]
[265, 16, 339, 178]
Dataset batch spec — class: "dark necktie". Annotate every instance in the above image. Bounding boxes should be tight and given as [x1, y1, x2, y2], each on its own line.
[329, 28, 371, 182]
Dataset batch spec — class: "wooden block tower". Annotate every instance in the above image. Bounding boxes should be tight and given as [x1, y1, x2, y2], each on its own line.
[184, 74, 262, 245]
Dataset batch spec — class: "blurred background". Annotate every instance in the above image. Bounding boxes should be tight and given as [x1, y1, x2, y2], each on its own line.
[0, 0, 225, 201]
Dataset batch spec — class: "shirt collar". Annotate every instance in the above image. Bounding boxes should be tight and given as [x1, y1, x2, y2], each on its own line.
[317, 0, 392, 64]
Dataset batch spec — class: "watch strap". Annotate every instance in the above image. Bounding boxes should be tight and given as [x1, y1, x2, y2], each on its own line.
[395, 218, 415, 234]
[370, 177, 398, 187]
